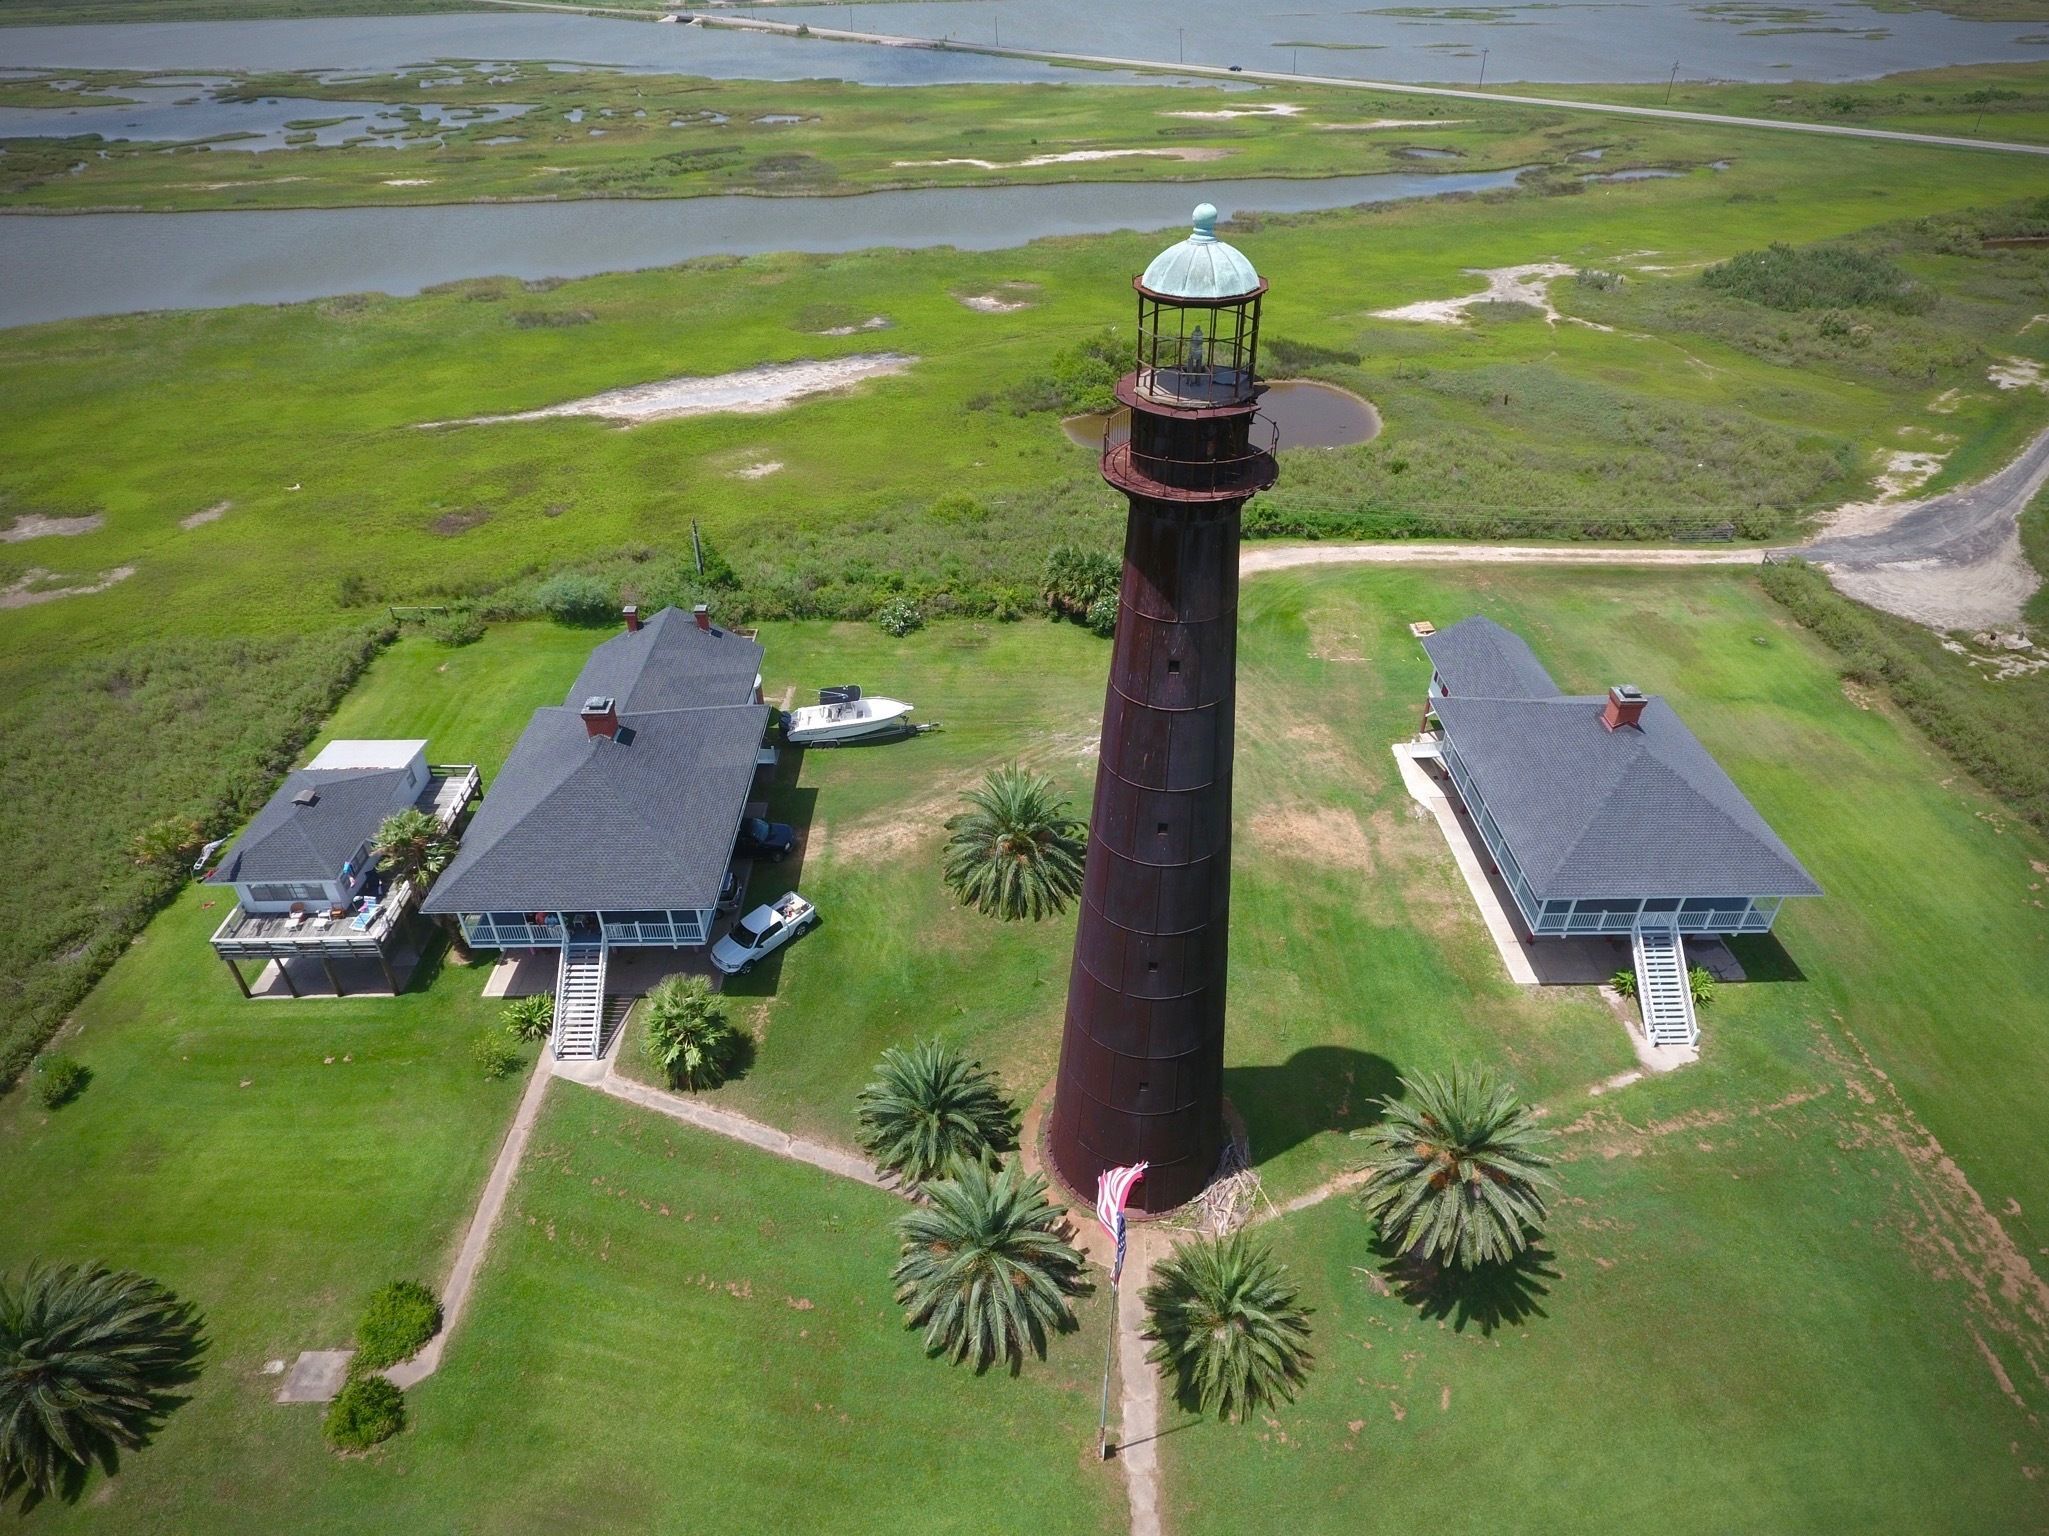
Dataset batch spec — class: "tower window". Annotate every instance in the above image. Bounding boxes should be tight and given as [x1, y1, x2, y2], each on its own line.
[1146, 960, 1159, 974]
[1167, 658, 1181, 675]
[1157, 822, 1170, 837]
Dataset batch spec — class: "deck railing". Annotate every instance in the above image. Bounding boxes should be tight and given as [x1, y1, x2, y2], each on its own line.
[211, 877, 415, 957]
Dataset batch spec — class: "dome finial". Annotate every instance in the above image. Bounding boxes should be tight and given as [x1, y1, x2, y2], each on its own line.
[1190, 203, 1220, 243]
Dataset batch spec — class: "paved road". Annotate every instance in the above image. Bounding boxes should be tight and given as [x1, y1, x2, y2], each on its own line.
[1797, 425, 2049, 571]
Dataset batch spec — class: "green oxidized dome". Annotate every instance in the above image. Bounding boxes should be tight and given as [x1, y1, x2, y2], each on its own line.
[1138, 203, 1261, 300]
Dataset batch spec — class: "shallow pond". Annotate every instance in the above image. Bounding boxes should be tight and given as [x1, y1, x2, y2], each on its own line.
[0, 166, 1525, 328]
[0, 82, 527, 151]
[1062, 379, 1381, 452]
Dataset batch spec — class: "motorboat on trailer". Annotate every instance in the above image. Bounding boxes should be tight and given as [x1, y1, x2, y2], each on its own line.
[781, 685, 917, 746]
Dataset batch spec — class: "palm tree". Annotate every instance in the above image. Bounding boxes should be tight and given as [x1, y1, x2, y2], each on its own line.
[891, 1161, 1086, 1369]
[1142, 1232, 1314, 1422]
[941, 764, 1086, 921]
[1351, 1069, 1555, 1270]
[856, 1039, 1016, 1183]
[0, 1262, 205, 1509]
[370, 808, 453, 890]
[639, 975, 741, 1091]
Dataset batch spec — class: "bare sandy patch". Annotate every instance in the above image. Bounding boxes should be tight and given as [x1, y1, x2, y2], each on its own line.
[959, 294, 1031, 313]
[1319, 117, 1468, 131]
[815, 315, 890, 336]
[1989, 355, 2048, 392]
[382, 178, 435, 187]
[893, 147, 1225, 170]
[420, 354, 916, 429]
[1815, 447, 1955, 540]
[1829, 539, 2042, 634]
[732, 460, 783, 479]
[180, 500, 230, 530]
[1245, 801, 1375, 870]
[0, 564, 136, 609]
[1164, 103, 1306, 120]
[1927, 387, 1968, 414]
[1, 513, 104, 542]
[1373, 263, 1612, 332]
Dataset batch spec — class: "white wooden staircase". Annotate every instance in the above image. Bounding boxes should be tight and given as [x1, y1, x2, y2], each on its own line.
[552, 943, 608, 1060]
[1631, 922, 1698, 1048]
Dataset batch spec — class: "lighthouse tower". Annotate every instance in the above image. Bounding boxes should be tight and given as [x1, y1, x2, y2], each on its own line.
[1047, 205, 1278, 1214]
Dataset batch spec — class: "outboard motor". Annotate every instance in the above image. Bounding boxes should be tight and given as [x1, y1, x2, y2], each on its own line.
[818, 684, 863, 706]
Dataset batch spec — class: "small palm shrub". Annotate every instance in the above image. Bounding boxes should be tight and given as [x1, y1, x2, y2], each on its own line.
[1142, 1233, 1314, 1422]
[640, 976, 741, 1091]
[371, 808, 453, 890]
[1352, 1069, 1556, 1270]
[942, 764, 1087, 921]
[127, 814, 203, 874]
[353, 1281, 441, 1372]
[324, 1376, 404, 1452]
[31, 1053, 88, 1110]
[471, 1030, 521, 1080]
[856, 1039, 1016, 1183]
[891, 1161, 1086, 1369]
[876, 596, 923, 638]
[1688, 965, 1717, 1007]
[501, 993, 554, 1042]
[1041, 544, 1120, 624]
[1609, 968, 1637, 998]
[0, 1262, 205, 1509]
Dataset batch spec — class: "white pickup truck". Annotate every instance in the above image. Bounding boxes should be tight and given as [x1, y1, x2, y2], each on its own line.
[710, 892, 817, 975]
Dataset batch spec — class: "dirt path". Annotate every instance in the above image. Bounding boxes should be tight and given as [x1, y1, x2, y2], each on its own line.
[1241, 542, 1763, 575]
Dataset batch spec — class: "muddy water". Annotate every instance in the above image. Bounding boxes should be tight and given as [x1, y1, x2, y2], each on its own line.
[1061, 379, 1381, 452]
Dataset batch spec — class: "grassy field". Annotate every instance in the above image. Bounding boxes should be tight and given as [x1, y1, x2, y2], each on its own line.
[5, 564, 2047, 1529]
[5, 64, 2047, 213]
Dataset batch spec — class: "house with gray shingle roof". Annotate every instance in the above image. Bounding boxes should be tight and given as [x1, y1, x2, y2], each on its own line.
[1416, 616, 1820, 1047]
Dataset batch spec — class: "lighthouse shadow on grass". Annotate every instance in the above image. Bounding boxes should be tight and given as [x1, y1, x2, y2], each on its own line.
[1223, 1045, 1403, 1167]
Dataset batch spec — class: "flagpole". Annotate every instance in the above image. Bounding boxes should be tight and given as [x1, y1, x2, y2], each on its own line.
[1097, 1268, 1118, 1460]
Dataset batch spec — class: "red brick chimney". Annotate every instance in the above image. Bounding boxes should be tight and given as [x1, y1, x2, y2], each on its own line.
[693, 603, 712, 632]
[580, 695, 619, 740]
[622, 604, 640, 633]
[1601, 685, 1648, 732]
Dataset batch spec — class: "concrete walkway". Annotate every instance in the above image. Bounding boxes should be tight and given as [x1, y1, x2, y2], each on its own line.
[1113, 1225, 1166, 1536]
[387, 1050, 553, 1389]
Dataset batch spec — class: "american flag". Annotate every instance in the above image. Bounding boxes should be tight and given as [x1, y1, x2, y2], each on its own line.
[1095, 1163, 1147, 1284]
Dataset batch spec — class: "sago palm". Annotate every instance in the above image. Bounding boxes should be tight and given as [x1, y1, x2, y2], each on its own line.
[856, 1039, 1016, 1183]
[0, 1262, 205, 1509]
[639, 975, 741, 1091]
[941, 764, 1086, 921]
[1352, 1068, 1555, 1270]
[370, 808, 453, 889]
[891, 1161, 1086, 1369]
[1142, 1232, 1314, 1422]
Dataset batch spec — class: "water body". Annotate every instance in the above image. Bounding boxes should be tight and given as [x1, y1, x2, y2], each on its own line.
[0, 84, 527, 151]
[0, 4, 2040, 88]
[1063, 380, 1383, 452]
[0, 166, 1525, 329]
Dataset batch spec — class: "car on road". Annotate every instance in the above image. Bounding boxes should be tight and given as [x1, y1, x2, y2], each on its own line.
[711, 892, 816, 975]
[734, 815, 796, 862]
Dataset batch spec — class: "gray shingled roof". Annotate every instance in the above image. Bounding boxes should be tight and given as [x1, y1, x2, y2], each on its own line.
[572, 606, 763, 715]
[1421, 616, 1560, 700]
[1433, 693, 1822, 901]
[206, 767, 407, 886]
[422, 703, 768, 915]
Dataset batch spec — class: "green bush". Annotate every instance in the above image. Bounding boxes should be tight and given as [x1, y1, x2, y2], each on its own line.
[1700, 241, 1933, 315]
[501, 992, 554, 1043]
[471, 1029, 522, 1080]
[1084, 591, 1119, 638]
[324, 1375, 405, 1451]
[353, 1279, 442, 1370]
[640, 975, 742, 1091]
[31, 1052, 89, 1109]
[1042, 544, 1120, 625]
[1689, 966, 1717, 1008]
[128, 814, 203, 874]
[424, 609, 484, 647]
[533, 572, 617, 626]
[875, 597, 923, 638]
[1608, 968, 1637, 999]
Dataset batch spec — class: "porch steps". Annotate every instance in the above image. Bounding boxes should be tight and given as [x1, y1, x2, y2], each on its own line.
[1631, 922, 1697, 1048]
[553, 943, 608, 1060]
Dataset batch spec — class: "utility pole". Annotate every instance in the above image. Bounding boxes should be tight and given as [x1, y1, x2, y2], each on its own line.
[1478, 48, 1489, 89]
[1293, 45, 1300, 74]
[1665, 61, 1680, 106]
[1178, 27, 1185, 63]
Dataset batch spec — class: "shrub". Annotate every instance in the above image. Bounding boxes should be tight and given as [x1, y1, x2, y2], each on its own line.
[1608, 968, 1637, 999]
[424, 609, 484, 647]
[1142, 1233, 1314, 1421]
[128, 814, 203, 874]
[533, 572, 617, 626]
[324, 1375, 404, 1451]
[501, 993, 554, 1043]
[353, 1280, 442, 1371]
[1688, 965, 1717, 1008]
[1700, 241, 1933, 315]
[471, 1029, 522, 1080]
[1083, 591, 1119, 638]
[639, 976, 741, 1091]
[30, 1053, 89, 1110]
[856, 1039, 1016, 1183]
[1042, 544, 1120, 625]
[875, 597, 923, 638]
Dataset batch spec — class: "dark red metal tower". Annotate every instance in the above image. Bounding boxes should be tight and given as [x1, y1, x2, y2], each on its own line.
[1047, 205, 1279, 1214]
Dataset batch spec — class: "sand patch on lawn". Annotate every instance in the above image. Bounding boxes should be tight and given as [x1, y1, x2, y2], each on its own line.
[732, 460, 783, 479]
[180, 500, 230, 529]
[382, 178, 435, 186]
[959, 294, 1031, 313]
[1989, 356, 2048, 392]
[420, 354, 916, 428]
[1320, 118, 1468, 131]
[1163, 103, 1305, 119]
[893, 147, 1225, 170]
[1815, 446, 1956, 540]
[1, 513, 104, 542]
[815, 315, 890, 336]
[0, 564, 136, 608]
[1373, 263, 1611, 331]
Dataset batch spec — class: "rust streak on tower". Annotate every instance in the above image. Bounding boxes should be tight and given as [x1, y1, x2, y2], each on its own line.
[1048, 206, 1278, 1214]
